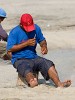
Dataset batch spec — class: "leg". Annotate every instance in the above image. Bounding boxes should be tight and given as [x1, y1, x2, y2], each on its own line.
[48, 66, 71, 87]
[0, 43, 6, 58]
[25, 72, 38, 88]
[35, 57, 71, 87]
[17, 73, 28, 86]
[17, 73, 38, 87]
[0, 43, 11, 60]
[14, 59, 38, 88]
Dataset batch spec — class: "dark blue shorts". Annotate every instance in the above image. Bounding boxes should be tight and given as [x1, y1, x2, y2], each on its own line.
[13, 56, 55, 80]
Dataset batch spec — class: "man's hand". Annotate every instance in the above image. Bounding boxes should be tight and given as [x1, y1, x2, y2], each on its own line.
[27, 38, 36, 46]
[41, 46, 48, 55]
[40, 40, 48, 55]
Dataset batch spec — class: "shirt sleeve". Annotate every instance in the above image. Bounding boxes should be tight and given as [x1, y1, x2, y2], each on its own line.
[0, 24, 8, 41]
[6, 29, 18, 50]
[36, 25, 45, 43]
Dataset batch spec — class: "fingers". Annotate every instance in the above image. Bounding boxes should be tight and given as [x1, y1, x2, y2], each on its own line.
[27, 38, 36, 46]
[41, 47, 48, 54]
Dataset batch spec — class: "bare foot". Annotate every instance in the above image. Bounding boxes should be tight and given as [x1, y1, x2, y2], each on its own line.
[58, 80, 71, 87]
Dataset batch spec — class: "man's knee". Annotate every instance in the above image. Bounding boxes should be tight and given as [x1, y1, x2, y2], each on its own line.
[29, 78, 38, 88]
[25, 72, 38, 88]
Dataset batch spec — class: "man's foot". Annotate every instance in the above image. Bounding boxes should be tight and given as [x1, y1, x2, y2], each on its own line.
[2, 54, 10, 60]
[58, 80, 71, 87]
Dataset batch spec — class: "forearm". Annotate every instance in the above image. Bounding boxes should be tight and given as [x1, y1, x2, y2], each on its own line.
[8, 41, 28, 52]
[8, 38, 36, 53]
[0, 28, 8, 41]
[0, 35, 8, 42]
[40, 40, 48, 54]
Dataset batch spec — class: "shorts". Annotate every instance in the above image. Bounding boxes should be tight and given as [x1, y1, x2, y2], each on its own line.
[13, 56, 55, 80]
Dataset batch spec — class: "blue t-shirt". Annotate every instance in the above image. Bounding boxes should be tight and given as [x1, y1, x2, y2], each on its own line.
[7, 24, 45, 64]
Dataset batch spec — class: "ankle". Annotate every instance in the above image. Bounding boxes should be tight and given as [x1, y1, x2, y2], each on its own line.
[57, 82, 63, 87]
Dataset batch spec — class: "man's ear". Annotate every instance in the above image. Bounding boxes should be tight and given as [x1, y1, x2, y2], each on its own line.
[0, 17, 5, 21]
[20, 23, 23, 28]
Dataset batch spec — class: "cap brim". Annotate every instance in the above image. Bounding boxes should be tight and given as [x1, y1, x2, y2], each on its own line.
[23, 24, 35, 32]
[0, 15, 7, 18]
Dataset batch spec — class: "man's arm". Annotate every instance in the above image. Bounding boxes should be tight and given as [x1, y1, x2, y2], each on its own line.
[39, 40, 48, 55]
[0, 25, 8, 41]
[8, 38, 36, 52]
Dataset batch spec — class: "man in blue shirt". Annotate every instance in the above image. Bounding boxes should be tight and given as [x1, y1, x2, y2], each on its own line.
[7, 13, 71, 88]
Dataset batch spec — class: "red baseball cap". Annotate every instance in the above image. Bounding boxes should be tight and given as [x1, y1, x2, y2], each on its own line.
[20, 13, 35, 32]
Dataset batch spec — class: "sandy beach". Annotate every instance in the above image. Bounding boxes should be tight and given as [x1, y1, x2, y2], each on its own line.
[0, 0, 75, 100]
